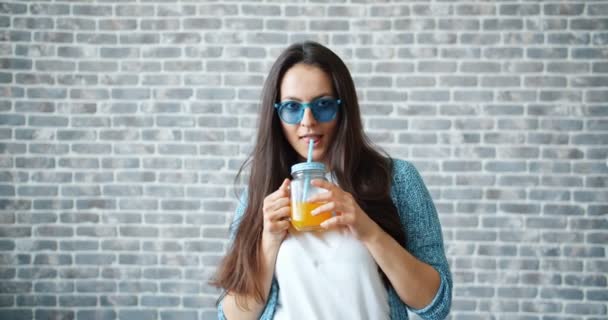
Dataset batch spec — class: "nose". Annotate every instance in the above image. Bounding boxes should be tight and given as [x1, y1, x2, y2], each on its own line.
[300, 107, 317, 127]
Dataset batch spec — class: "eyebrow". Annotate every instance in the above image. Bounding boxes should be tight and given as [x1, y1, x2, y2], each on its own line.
[281, 93, 332, 102]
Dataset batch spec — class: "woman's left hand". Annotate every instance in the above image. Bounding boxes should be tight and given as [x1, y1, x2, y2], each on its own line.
[308, 179, 380, 242]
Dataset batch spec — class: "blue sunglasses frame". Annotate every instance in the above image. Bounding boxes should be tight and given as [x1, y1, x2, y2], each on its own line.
[274, 97, 342, 124]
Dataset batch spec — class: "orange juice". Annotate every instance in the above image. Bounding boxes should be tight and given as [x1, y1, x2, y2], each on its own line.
[291, 202, 333, 231]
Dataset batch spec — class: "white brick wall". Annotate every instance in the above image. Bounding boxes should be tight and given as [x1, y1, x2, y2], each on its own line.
[1, 1, 607, 319]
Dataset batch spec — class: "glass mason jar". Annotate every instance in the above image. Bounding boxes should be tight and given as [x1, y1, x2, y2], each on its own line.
[290, 162, 333, 231]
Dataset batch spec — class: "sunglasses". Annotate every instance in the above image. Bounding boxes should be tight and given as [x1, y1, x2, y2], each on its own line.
[274, 97, 341, 125]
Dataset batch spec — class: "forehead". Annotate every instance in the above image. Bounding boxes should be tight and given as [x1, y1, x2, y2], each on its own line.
[280, 63, 334, 100]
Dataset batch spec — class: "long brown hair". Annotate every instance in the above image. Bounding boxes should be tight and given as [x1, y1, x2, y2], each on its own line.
[212, 41, 406, 309]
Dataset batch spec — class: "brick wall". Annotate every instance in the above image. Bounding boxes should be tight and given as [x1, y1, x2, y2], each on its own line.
[1, 1, 607, 319]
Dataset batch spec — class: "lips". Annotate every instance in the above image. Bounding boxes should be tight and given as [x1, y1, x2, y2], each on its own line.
[300, 134, 322, 145]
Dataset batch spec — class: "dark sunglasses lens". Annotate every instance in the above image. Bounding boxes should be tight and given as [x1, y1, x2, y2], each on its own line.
[312, 99, 338, 122]
[279, 102, 303, 124]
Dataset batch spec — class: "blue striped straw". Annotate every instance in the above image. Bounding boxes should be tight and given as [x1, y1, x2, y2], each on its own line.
[302, 139, 314, 202]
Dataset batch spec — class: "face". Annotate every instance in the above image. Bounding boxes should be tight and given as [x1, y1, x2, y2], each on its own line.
[279, 63, 339, 165]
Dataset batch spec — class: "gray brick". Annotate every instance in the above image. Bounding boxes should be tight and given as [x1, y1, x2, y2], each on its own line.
[587, 232, 608, 244]
[102, 186, 143, 197]
[141, 19, 180, 31]
[496, 258, 538, 271]
[16, 213, 55, 225]
[542, 204, 584, 216]
[1, 3, 27, 14]
[144, 213, 182, 224]
[460, 33, 501, 45]
[0, 268, 15, 279]
[438, 19, 479, 32]
[99, 129, 141, 141]
[35, 226, 72, 237]
[33, 254, 71, 265]
[101, 239, 139, 251]
[141, 296, 179, 307]
[158, 144, 197, 155]
[520, 301, 562, 313]
[119, 226, 158, 238]
[416, 32, 457, 45]
[0, 226, 32, 238]
[564, 303, 607, 315]
[119, 198, 157, 210]
[593, 34, 608, 45]
[0, 72, 12, 83]
[100, 295, 137, 306]
[143, 268, 180, 280]
[183, 296, 215, 308]
[76, 281, 116, 293]
[141, 241, 181, 253]
[571, 18, 608, 30]
[35, 310, 74, 320]
[541, 288, 583, 300]
[74, 253, 115, 266]
[76, 226, 117, 237]
[528, 218, 567, 229]
[454, 286, 495, 298]
[0, 58, 31, 71]
[59, 295, 96, 307]
[77, 310, 116, 320]
[455, 230, 497, 242]
[526, 17, 568, 30]
[159, 226, 199, 239]
[101, 268, 142, 280]
[59, 267, 99, 279]
[118, 310, 156, 320]
[586, 90, 608, 103]
[496, 287, 537, 299]
[438, 77, 477, 89]
[160, 310, 197, 320]
[573, 48, 608, 60]
[418, 61, 457, 73]
[587, 289, 608, 301]
[17, 295, 55, 307]
[500, 203, 541, 214]
[34, 281, 73, 293]
[543, 3, 584, 15]
[574, 160, 607, 174]
[71, 173, 110, 185]
[119, 254, 157, 266]
[543, 259, 584, 272]
[565, 274, 607, 287]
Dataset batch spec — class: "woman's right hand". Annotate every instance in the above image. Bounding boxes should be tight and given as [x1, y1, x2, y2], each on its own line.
[262, 178, 291, 247]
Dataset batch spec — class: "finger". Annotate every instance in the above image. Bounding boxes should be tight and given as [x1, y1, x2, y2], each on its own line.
[310, 202, 337, 216]
[320, 214, 350, 229]
[307, 191, 334, 204]
[265, 186, 289, 204]
[279, 178, 291, 191]
[268, 197, 290, 212]
[268, 206, 291, 221]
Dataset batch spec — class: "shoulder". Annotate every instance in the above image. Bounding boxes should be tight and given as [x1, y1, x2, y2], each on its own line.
[389, 158, 434, 214]
[390, 158, 423, 187]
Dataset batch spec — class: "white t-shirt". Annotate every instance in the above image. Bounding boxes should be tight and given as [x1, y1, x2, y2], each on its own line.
[273, 173, 390, 320]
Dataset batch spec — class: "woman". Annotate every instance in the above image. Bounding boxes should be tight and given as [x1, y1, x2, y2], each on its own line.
[212, 41, 452, 320]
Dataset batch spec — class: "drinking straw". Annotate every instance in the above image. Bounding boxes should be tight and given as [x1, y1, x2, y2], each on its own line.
[302, 139, 314, 202]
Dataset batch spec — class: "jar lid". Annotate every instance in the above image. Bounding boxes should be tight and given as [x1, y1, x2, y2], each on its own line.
[291, 162, 326, 175]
